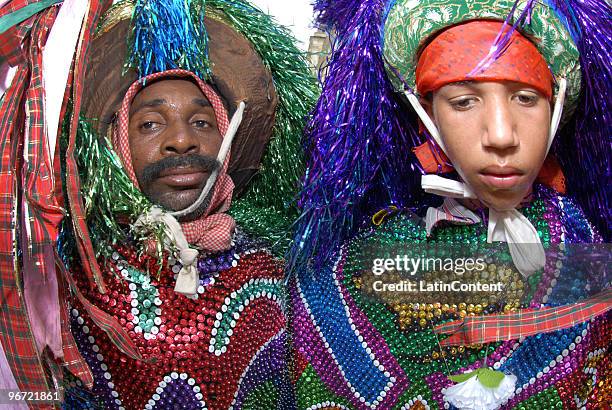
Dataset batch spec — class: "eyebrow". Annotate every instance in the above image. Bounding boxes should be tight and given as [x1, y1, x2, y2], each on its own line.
[193, 98, 211, 107]
[447, 80, 476, 87]
[130, 98, 166, 115]
[130, 97, 213, 116]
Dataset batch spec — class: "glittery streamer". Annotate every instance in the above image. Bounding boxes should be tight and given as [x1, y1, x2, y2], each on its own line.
[467, 0, 536, 76]
[545, 0, 611, 240]
[202, 0, 318, 254]
[288, 0, 426, 271]
[128, 0, 211, 80]
[70, 116, 160, 260]
[65, 0, 316, 263]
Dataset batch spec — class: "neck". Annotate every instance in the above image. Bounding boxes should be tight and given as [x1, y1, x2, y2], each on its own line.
[456, 186, 535, 211]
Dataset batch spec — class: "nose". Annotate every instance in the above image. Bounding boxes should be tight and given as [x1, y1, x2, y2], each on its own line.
[482, 98, 519, 151]
[160, 120, 200, 155]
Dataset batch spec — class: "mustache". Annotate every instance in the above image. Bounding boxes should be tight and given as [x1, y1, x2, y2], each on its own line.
[140, 154, 221, 185]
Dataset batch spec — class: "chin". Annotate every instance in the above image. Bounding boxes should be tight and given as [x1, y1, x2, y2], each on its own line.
[163, 188, 204, 210]
[478, 188, 529, 211]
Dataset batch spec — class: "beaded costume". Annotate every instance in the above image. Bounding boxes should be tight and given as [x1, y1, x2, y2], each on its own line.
[0, 0, 316, 408]
[65, 232, 291, 409]
[292, 185, 610, 409]
[289, 0, 610, 409]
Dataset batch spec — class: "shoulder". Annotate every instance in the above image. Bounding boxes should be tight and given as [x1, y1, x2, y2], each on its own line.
[537, 186, 602, 243]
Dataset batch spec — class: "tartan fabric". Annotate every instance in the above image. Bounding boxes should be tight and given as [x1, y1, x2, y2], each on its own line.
[56, 258, 93, 389]
[0, 7, 58, 397]
[0, 0, 42, 67]
[0, 26, 24, 66]
[114, 69, 236, 252]
[434, 289, 612, 346]
[22, 4, 64, 280]
[0, 0, 43, 16]
[0, 0, 109, 399]
[56, 258, 144, 363]
[63, 0, 108, 293]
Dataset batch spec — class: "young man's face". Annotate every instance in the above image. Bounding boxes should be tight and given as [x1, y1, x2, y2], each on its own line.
[425, 80, 551, 210]
[128, 79, 223, 213]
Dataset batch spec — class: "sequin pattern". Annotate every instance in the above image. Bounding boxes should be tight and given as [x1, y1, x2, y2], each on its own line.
[292, 188, 610, 409]
[64, 233, 292, 410]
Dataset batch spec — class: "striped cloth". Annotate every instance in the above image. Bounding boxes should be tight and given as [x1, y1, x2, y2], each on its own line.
[0, 0, 108, 396]
[434, 289, 612, 346]
[0, 4, 61, 397]
[0, 0, 36, 66]
[425, 197, 481, 235]
[113, 69, 236, 252]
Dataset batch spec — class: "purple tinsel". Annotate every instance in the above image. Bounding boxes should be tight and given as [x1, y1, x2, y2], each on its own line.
[289, 0, 425, 270]
[290, 0, 612, 272]
[547, 0, 612, 239]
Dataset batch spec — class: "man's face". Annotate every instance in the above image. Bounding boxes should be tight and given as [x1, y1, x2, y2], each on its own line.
[128, 79, 223, 213]
[424, 80, 551, 210]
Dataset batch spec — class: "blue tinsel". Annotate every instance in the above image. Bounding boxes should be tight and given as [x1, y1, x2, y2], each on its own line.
[129, 0, 210, 80]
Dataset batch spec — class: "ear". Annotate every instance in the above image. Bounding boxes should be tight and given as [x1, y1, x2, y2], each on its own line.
[419, 95, 434, 118]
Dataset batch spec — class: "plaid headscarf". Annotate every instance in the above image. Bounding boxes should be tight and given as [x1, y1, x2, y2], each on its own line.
[113, 69, 236, 252]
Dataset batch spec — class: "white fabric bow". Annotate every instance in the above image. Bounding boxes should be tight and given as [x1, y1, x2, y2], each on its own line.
[405, 79, 566, 277]
[134, 206, 200, 296]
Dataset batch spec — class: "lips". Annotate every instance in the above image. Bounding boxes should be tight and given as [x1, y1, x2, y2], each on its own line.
[156, 167, 209, 188]
[478, 166, 525, 189]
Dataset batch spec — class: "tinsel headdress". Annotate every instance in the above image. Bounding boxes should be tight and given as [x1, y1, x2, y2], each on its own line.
[61, 0, 317, 291]
[290, 0, 611, 272]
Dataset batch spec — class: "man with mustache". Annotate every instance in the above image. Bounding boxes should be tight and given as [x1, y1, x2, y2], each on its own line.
[0, 0, 315, 408]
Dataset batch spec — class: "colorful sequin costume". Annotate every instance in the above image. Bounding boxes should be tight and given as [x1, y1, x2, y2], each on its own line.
[289, 0, 610, 409]
[54, 0, 317, 408]
[66, 231, 292, 409]
[292, 185, 610, 409]
[0, 0, 314, 408]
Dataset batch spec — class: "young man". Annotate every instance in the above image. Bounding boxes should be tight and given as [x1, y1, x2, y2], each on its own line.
[0, 0, 316, 409]
[291, 0, 610, 409]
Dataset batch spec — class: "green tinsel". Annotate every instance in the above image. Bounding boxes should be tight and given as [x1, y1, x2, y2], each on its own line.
[68, 0, 317, 264]
[203, 0, 318, 253]
[72, 116, 167, 261]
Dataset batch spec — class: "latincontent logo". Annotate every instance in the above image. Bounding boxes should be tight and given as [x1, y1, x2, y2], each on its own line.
[369, 255, 505, 294]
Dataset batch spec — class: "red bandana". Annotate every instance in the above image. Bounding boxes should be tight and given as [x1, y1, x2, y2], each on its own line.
[114, 69, 236, 252]
[416, 20, 553, 99]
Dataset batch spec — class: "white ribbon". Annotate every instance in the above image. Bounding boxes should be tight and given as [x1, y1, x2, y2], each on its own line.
[133, 102, 245, 296]
[405, 80, 566, 277]
[134, 206, 199, 296]
[42, 0, 88, 166]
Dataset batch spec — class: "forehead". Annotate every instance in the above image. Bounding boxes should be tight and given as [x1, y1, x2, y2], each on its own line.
[435, 80, 541, 93]
[132, 79, 208, 104]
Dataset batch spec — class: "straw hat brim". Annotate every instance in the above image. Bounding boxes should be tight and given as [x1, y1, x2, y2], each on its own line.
[81, 15, 278, 197]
